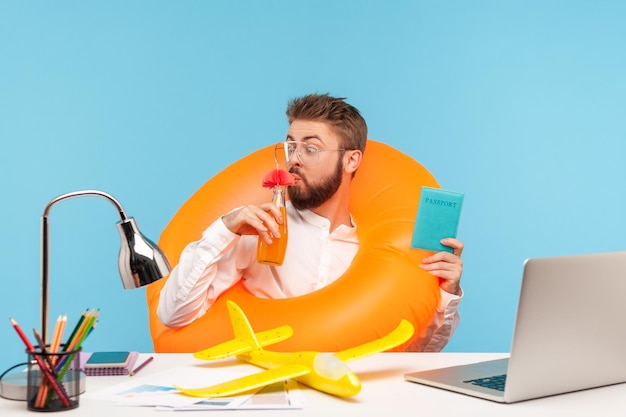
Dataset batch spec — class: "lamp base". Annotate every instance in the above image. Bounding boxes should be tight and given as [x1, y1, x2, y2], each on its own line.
[0, 371, 86, 401]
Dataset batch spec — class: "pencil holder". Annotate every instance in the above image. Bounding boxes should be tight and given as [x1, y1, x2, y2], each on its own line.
[26, 345, 81, 412]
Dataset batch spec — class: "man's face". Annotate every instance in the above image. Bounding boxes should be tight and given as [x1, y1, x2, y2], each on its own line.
[285, 120, 345, 211]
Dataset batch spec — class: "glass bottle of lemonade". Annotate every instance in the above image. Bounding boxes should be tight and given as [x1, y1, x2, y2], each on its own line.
[257, 185, 288, 266]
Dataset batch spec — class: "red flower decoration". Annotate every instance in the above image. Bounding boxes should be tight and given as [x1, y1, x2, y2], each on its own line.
[262, 169, 295, 188]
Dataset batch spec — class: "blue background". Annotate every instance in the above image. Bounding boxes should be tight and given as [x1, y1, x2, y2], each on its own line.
[2, 1, 625, 373]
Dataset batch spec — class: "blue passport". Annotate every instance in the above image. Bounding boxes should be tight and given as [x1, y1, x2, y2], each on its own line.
[411, 186, 464, 253]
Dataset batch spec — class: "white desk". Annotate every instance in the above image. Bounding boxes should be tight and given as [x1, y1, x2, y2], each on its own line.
[1, 353, 625, 416]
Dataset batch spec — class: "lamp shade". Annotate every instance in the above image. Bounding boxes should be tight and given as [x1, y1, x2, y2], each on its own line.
[117, 217, 171, 289]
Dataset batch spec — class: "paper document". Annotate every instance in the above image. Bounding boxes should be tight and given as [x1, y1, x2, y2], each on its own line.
[82, 365, 304, 410]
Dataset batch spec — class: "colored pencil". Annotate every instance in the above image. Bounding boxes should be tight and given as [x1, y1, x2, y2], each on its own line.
[73, 309, 98, 349]
[33, 328, 53, 408]
[130, 356, 154, 376]
[56, 309, 98, 377]
[50, 314, 67, 356]
[62, 309, 88, 351]
[63, 310, 91, 352]
[32, 329, 57, 374]
[9, 318, 71, 407]
[36, 315, 67, 407]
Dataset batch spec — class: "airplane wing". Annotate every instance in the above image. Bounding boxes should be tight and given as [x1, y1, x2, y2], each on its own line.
[334, 319, 414, 363]
[194, 325, 294, 360]
[175, 364, 310, 398]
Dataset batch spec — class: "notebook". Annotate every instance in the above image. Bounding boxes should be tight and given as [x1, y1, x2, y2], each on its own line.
[405, 251, 626, 403]
[79, 351, 139, 376]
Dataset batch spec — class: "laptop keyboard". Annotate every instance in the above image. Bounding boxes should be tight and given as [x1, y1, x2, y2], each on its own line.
[463, 374, 507, 392]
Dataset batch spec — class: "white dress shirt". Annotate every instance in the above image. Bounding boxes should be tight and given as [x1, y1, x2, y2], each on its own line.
[157, 201, 462, 352]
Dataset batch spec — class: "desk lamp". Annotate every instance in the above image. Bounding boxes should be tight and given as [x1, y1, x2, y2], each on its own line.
[1, 190, 171, 401]
[40, 189, 171, 342]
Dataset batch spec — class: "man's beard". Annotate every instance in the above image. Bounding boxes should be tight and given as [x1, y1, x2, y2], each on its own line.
[288, 158, 344, 211]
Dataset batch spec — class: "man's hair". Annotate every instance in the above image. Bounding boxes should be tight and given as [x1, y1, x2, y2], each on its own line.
[286, 94, 368, 153]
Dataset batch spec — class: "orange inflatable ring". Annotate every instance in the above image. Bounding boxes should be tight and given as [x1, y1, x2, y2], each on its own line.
[147, 140, 441, 352]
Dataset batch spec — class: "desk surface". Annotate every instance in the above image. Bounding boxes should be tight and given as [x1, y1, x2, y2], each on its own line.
[1, 352, 624, 416]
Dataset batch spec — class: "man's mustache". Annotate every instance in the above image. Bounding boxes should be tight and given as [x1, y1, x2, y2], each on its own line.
[289, 168, 305, 183]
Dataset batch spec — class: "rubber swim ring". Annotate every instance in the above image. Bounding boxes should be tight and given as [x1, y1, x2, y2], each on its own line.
[146, 140, 441, 352]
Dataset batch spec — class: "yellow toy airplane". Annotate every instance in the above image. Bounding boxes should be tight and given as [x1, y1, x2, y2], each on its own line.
[174, 300, 414, 398]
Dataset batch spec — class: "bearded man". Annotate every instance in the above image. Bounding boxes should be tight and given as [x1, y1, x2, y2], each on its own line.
[157, 94, 464, 351]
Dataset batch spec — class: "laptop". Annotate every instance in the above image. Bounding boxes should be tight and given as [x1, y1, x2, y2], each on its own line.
[405, 251, 626, 403]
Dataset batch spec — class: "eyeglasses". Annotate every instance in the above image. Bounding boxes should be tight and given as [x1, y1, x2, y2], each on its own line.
[274, 141, 349, 167]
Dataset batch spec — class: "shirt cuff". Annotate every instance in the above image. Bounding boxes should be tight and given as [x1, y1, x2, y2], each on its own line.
[438, 286, 463, 312]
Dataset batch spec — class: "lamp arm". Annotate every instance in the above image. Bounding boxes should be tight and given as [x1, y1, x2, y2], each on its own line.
[42, 189, 129, 221]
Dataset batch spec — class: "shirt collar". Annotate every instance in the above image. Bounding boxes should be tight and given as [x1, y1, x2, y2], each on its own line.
[287, 201, 358, 239]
